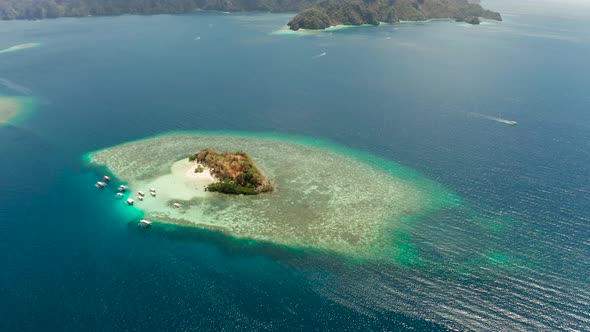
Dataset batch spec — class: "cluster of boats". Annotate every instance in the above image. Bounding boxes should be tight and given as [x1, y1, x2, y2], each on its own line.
[94, 175, 111, 188]
[95, 176, 186, 228]
[94, 175, 154, 228]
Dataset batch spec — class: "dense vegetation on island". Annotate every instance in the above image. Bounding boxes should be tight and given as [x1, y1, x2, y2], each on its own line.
[190, 149, 273, 195]
[288, 0, 502, 30]
[0, 0, 501, 29]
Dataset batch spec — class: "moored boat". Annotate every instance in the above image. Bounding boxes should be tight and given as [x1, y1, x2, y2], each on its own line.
[126, 198, 135, 206]
[139, 219, 152, 227]
[95, 181, 107, 188]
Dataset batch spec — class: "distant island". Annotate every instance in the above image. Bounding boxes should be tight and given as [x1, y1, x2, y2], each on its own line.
[190, 149, 274, 195]
[0, 0, 501, 29]
[287, 0, 501, 30]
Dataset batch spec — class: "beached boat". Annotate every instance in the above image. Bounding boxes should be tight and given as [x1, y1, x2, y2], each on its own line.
[126, 198, 135, 206]
[95, 181, 107, 188]
[139, 219, 152, 227]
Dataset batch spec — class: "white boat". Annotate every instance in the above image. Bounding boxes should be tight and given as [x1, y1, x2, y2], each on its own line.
[103, 176, 111, 181]
[150, 191, 156, 197]
[138, 195, 144, 201]
[118, 185, 129, 192]
[138, 191, 145, 196]
[149, 188, 156, 193]
[139, 219, 152, 227]
[126, 198, 135, 206]
[95, 181, 107, 188]
[116, 193, 124, 198]
[173, 203, 182, 208]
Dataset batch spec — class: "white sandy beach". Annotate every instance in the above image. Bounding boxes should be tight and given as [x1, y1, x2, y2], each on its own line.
[130, 159, 216, 211]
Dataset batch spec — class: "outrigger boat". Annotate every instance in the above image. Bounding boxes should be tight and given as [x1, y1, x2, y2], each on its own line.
[139, 220, 152, 227]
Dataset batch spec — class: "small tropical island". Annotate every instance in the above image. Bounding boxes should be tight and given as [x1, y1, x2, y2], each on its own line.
[190, 149, 274, 195]
[88, 132, 458, 259]
[1, 0, 501, 29]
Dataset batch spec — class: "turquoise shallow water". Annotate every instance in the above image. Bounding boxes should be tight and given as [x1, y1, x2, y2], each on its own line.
[0, 3, 589, 331]
[87, 131, 459, 260]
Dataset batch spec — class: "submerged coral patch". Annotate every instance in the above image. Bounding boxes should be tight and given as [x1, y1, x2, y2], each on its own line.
[0, 96, 34, 125]
[89, 132, 456, 258]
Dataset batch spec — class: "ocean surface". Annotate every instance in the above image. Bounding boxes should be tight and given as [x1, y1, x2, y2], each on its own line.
[1, 1, 589, 330]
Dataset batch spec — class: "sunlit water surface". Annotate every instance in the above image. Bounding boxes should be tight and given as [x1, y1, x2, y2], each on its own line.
[0, 3, 589, 330]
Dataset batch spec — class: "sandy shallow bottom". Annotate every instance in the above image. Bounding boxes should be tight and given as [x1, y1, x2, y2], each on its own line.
[89, 132, 455, 258]
[0, 97, 22, 124]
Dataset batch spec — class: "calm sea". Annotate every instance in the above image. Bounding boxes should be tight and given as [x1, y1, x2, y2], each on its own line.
[0, 2, 588, 330]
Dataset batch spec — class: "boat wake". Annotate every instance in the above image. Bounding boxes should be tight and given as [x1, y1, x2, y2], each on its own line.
[0, 43, 41, 55]
[312, 52, 327, 59]
[470, 112, 518, 126]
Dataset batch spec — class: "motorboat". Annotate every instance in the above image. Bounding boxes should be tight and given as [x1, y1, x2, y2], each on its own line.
[139, 220, 152, 227]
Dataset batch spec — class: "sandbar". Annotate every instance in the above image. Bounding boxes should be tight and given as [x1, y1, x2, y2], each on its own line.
[0, 97, 22, 124]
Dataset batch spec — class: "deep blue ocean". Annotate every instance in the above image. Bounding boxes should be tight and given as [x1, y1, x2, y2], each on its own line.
[1, 1, 589, 330]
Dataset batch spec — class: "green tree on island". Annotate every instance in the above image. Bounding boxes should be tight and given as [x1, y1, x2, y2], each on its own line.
[190, 149, 274, 195]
